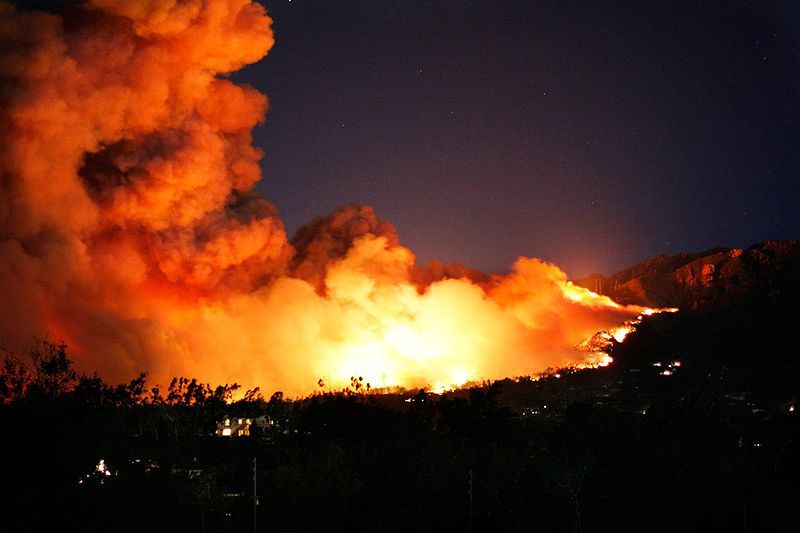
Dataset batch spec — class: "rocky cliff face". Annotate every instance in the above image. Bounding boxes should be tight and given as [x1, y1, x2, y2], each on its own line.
[577, 240, 800, 310]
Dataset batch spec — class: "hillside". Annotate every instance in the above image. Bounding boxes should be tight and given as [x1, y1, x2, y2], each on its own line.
[3, 240, 800, 532]
[577, 240, 800, 309]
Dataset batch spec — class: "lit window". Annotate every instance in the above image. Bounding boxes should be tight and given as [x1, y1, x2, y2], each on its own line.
[222, 428, 232, 436]
[224, 419, 230, 427]
[238, 418, 243, 424]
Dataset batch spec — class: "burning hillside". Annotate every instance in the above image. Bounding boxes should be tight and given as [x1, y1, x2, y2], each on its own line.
[1, 0, 662, 396]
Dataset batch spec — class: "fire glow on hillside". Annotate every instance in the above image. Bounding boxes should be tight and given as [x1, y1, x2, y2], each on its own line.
[1, 0, 671, 396]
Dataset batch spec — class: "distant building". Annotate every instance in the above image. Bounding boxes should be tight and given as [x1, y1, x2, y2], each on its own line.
[216, 416, 251, 437]
[253, 414, 279, 430]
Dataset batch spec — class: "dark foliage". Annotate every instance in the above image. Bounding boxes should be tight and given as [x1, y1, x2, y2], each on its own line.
[2, 277, 799, 532]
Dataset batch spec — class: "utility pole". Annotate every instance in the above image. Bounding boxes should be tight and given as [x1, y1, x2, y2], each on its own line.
[468, 469, 473, 533]
[253, 457, 258, 533]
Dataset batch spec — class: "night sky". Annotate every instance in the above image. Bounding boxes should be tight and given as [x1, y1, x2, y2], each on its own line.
[237, 0, 800, 277]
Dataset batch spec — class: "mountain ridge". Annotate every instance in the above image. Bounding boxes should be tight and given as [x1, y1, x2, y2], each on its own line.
[576, 240, 800, 309]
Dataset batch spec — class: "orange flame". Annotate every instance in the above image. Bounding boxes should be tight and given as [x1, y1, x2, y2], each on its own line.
[0, 1, 672, 396]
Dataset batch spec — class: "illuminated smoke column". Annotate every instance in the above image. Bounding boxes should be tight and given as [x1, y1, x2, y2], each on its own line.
[0, 0, 647, 396]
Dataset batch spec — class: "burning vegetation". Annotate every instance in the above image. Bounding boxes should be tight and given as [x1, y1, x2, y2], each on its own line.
[3, 3, 799, 532]
[0, 0, 669, 394]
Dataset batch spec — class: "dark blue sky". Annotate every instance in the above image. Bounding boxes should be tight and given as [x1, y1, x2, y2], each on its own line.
[237, 0, 800, 277]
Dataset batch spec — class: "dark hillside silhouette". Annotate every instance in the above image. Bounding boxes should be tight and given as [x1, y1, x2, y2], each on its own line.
[2, 241, 799, 532]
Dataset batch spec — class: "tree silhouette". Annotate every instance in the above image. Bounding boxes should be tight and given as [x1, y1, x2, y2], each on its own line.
[0, 350, 31, 402]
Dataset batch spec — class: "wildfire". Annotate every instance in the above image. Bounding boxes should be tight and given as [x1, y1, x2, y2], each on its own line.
[0, 0, 677, 397]
[611, 326, 633, 343]
[570, 306, 678, 375]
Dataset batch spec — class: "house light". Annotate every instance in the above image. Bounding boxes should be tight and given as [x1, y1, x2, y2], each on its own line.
[222, 428, 232, 436]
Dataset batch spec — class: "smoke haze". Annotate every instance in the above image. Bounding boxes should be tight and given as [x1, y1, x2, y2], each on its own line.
[1, 0, 645, 396]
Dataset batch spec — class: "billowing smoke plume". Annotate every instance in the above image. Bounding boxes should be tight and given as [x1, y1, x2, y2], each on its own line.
[1, 0, 645, 396]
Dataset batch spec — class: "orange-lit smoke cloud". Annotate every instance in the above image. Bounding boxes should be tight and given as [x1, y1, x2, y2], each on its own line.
[0, 0, 644, 396]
